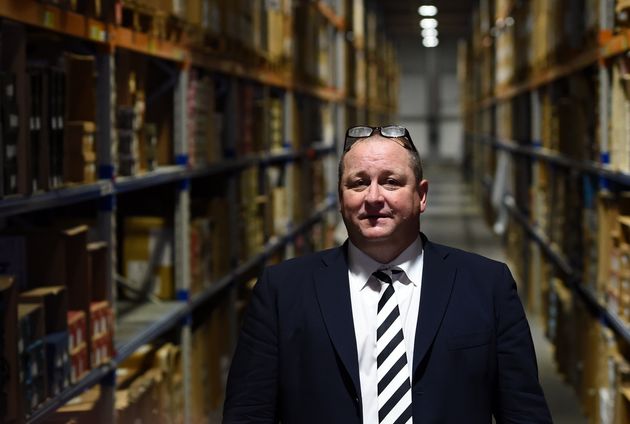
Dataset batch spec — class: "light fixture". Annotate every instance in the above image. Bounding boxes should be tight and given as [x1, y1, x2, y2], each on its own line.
[418, 5, 438, 16]
[423, 37, 439, 48]
[419, 18, 438, 29]
[421, 28, 438, 38]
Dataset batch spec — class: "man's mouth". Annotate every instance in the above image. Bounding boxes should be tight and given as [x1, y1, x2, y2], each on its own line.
[362, 213, 391, 219]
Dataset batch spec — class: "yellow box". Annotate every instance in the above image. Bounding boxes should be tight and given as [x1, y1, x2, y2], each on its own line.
[122, 217, 174, 300]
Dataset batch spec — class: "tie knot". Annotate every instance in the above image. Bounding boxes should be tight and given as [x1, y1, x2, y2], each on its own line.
[373, 268, 402, 285]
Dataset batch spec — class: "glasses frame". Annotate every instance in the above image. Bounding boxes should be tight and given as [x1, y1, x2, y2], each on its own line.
[343, 125, 418, 153]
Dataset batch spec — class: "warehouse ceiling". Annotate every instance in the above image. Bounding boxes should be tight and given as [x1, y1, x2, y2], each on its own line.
[375, 0, 475, 44]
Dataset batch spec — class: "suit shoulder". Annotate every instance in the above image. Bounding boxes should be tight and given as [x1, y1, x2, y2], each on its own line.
[431, 241, 507, 272]
[264, 246, 341, 279]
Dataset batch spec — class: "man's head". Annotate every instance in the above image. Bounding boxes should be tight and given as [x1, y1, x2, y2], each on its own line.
[338, 126, 428, 263]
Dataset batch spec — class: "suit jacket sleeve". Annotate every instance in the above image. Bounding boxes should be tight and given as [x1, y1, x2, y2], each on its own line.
[223, 268, 279, 423]
[493, 263, 552, 423]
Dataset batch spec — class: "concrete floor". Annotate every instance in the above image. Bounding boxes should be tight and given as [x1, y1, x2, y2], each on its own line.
[422, 161, 587, 423]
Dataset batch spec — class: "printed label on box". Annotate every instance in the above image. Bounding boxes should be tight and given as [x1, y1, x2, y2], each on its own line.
[127, 260, 149, 290]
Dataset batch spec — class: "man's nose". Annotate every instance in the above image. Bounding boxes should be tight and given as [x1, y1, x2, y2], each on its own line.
[365, 182, 383, 203]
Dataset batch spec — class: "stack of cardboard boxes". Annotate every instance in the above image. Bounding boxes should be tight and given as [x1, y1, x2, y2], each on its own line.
[0, 224, 113, 420]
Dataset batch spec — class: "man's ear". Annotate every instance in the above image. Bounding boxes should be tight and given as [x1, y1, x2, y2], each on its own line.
[418, 179, 429, 213]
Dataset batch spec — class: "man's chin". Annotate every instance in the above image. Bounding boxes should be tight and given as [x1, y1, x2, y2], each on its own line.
[357, 231, 392, 242]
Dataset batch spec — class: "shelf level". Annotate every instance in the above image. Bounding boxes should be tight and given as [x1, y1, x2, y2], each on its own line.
[493, 47, 599, 104]
[0, 147, 338, 216]
[191, 51, 343, 102]
[114, 166, 187, 194]
[502, 194, 630, 346]
[0, 1, 107, 43]
[110, 26, 187, 63]
[471, 28, 630, 108]
[190, 197, 337, 310]
[0, 182, 110, 218]
[24, 198, 336, 423]
[114, 301, 189, 363]
[26, 365, 113, 424]
[479, 170, 630, 349]
[0, 1, 349, 101]
[475, 134, 630, 187]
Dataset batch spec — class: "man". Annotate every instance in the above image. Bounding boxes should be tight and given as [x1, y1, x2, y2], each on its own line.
[223, 126, 552, 423]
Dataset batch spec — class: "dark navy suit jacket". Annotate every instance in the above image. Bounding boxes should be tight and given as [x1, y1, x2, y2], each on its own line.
[223, 234, 552, 423]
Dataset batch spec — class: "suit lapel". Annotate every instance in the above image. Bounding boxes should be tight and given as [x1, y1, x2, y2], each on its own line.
[313, 245, 361, 397]
[413, 235, 456, 376]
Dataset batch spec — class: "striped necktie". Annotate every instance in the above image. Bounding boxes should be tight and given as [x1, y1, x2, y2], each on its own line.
[374, 268, 413, 424]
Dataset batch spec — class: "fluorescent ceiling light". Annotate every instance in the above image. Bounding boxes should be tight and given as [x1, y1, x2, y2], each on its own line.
[420, 18, 438, 29]
[421, 28, 438, 38]
[423, 37, 439, 48]
[418, 5, 438, 16]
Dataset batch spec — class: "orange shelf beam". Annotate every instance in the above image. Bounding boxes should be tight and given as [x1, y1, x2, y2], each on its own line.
[0, 0, 108, 43]
[315, 1, 346, 32]
[111, 26, 187, 62]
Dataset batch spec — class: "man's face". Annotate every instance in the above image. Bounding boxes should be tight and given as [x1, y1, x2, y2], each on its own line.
[339, 136, 428, 253]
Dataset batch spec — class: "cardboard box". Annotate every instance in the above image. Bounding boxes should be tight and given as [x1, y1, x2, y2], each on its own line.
[65, 53, 96, 122]
[44, 331, 71, 397]
[68, 310, 87, 352]
[26, 225, 91, 322]
[17, 302, 44, 358]
[0, 235, 28, 291]
[90, 300, 112, 339]
[70, 342, 89, 384]
[20, 286, 68, 334]
[1, 276, 21, 423]
[63, 121, 96, 184]
[122, 217, 174, 300]
[91, 331, 113, 369]
[46, 385, 102, 423]
[18, 302, 45, 413]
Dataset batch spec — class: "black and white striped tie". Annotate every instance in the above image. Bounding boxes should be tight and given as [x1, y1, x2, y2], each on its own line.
[374, 269, 412, 424]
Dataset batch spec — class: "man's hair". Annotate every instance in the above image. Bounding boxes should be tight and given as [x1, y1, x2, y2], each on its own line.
[337, 136, 424, 194]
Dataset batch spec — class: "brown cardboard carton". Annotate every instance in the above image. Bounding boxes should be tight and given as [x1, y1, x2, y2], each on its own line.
[19, 286, 68, 334]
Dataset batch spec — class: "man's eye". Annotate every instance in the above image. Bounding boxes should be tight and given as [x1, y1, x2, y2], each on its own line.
[385, 178, 400, 186]
[348, 179, 368, 189]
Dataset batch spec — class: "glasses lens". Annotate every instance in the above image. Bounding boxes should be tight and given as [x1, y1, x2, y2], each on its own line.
[347, 126, 374, 138]
[381, 126, 406, 138]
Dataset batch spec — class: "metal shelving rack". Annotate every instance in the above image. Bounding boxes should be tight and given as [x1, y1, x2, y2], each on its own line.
[0, 1, 399, 423]
[464, 4, 630, 415]
[25, 196, 336, 423]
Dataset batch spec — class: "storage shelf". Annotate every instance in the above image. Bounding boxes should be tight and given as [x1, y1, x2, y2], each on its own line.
[470, 27, 630, 108]
[489, 188, 630, 351]
[191, 52, 343, 103]
[476, 134, 630, 187]
[23, 198, 335, 423]
[110, 26, 188, 62]
[0, 181, 110, 218]
[477, 46, 600, 108]
[26, 364, 113, 424]
[114, 166, 187, 193]
[502, 195, 575, 278]
[0, 1, 108, 44]
[0, 0, 188, 63]
[0, 1, 350, 103]
[189, 196, 337, 310]
[0, 146, 338, 215]
[114, 301, 189, 363]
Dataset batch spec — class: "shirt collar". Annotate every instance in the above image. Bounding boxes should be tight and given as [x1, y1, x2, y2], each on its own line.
[348, 235, 424, 291]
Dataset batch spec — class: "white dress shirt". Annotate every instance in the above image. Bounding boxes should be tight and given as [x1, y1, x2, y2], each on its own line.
[347, 236, 424, 424]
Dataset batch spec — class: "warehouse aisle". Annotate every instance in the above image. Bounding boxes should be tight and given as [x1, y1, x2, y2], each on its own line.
[421, 161, 588, 424]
